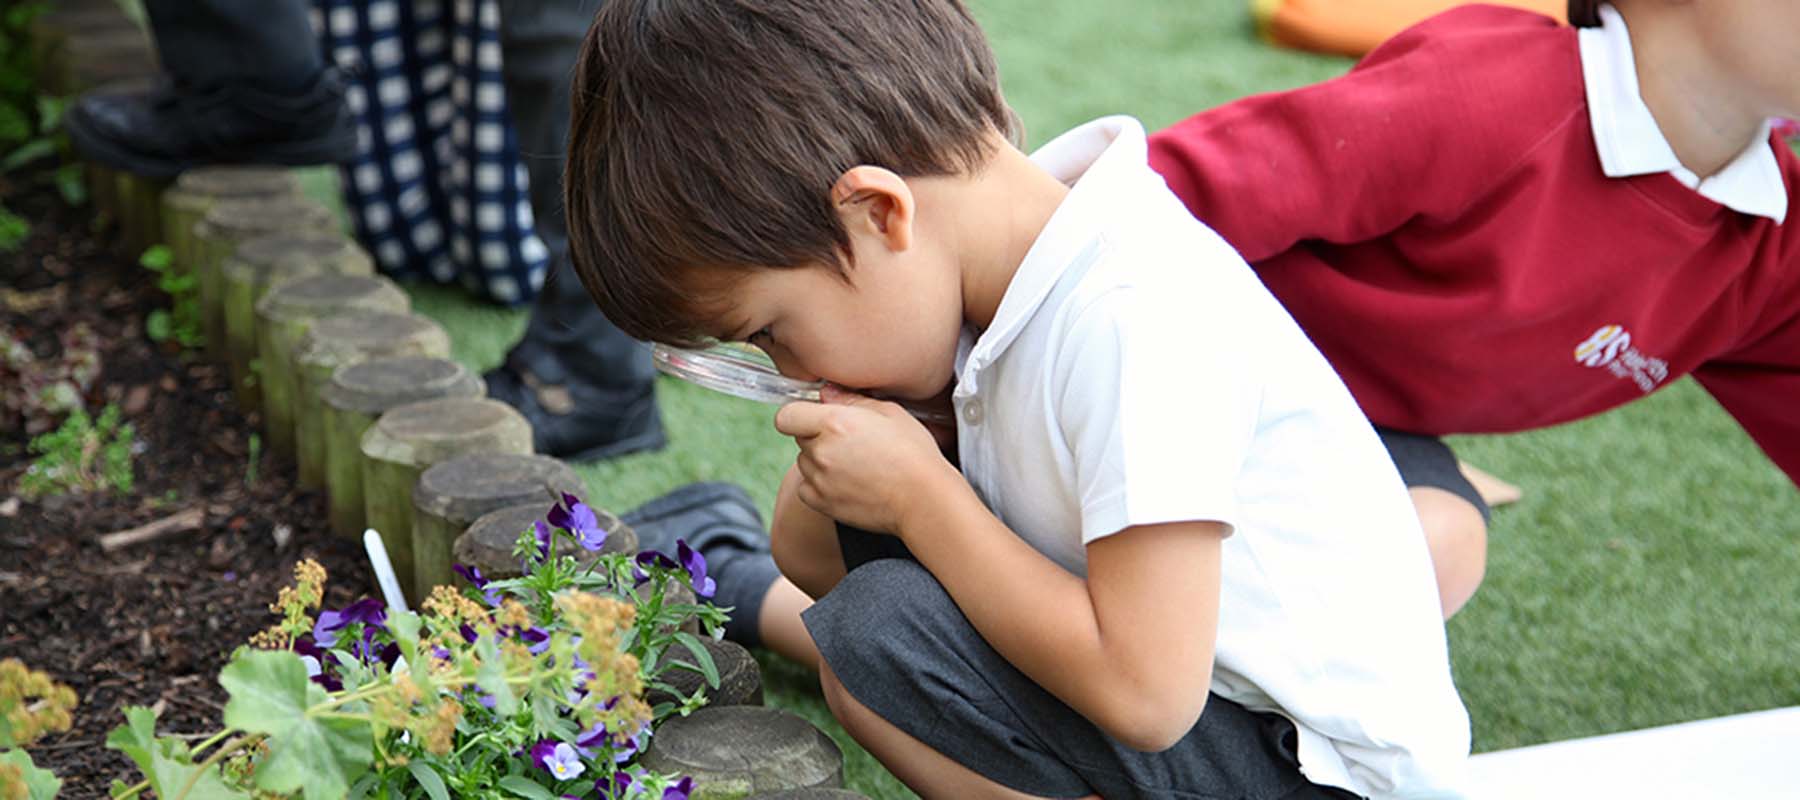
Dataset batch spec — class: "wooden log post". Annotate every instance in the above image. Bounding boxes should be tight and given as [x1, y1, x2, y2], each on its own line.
[113, 170, 170, 256]
[453, 503, 638, 582]
[193, 196, 337, 360]
[639, 707, 845, 800]
[411, 453, 586, 596]
[645, 637, 764, 710]
[254, 275, 409, 461]
[161, 167, 300, 286]
[322, 357, 484, 539]
[29, 2, 134, 86]
[293, 311, 453, 491]
[50, 27, 155, 96]
[222, 235, 373, 413]
[86, 161, 119, 233]
[360, 398, 532, 602]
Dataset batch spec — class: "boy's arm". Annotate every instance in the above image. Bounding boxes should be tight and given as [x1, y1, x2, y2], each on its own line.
[1693, 319, 1800, 490]
[778, 392, 1226, 751]
[1147, 8, 1579, 262]
[901, 476, 1227, 752]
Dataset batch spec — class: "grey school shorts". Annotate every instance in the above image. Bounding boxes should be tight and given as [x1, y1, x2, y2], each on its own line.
[805, 536, 1359, 800]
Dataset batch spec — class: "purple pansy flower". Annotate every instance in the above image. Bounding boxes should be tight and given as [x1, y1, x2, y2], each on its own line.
[312, 598, 386, 648]
[519, 626, 551, 655]
[291, 636, 342, 691]
[453, 563, 504, 606]
[540, 741, 585, 780]
[548, 492, 608, 551]
[534, 519, 555, 559]
[676, 540, 716, 598]
[662, 777, 694, 800]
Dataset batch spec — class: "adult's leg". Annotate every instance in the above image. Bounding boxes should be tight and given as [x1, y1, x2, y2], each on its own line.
[65, 0, 355, 177]
[490, 0, 663, 461]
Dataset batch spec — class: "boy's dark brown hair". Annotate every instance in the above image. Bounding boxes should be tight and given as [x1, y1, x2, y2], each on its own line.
[565, 0, 1019, 346]
[1567, 0, 1602, 27]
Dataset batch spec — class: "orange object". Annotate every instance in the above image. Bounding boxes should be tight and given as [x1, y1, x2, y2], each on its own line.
[1253, 0, 1567, 57]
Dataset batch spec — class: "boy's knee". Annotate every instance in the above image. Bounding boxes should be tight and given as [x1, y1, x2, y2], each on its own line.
[1410, 487, 1488, 617]
[806, 559, 946, 675]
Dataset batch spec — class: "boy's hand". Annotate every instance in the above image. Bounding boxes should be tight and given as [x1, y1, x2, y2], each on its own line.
[774, 385, 964, 535]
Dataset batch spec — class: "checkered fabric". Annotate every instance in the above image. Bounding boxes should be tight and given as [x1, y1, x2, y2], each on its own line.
[312, 0, 548, 306]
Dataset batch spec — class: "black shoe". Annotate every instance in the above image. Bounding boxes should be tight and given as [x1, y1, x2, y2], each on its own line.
[484, 360, 666, 462]
[64, 69, 358, 179]
[621, 482, 782, 648]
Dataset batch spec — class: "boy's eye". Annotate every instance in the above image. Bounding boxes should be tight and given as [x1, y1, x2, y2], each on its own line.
[749, 327, 774, 345]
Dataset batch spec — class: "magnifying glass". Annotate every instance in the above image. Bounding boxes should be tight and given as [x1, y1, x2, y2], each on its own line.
[651, 343, 952, 425]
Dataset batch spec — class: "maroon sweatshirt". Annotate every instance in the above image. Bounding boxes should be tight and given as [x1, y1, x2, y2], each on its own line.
[1148, 6, 1800, 486]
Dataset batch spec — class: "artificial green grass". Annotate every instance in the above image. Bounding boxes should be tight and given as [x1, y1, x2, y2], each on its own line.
[383, 2, 1800, 796]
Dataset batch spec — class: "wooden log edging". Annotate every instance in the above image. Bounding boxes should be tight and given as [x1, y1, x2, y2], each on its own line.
[452, 502, 638, 582]
[254, 274, 409, 461]
[410, 453, 585, 595]
[222, 235, 374, 413]
[322, 357, 484, 539]
[359, 398, 532, 602]
[193, 195, 337, 359]
[293, 311, 453, 490]
[645, 637, 764, 710]
[639, 707, 845, 800]
[161, 166, 300, 287]
[113, 170, 169, 255]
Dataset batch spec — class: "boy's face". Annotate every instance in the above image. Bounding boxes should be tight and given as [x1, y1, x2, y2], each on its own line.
[697, 245, 966, 403]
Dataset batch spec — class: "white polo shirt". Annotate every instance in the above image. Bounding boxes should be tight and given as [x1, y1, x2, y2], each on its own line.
[952, 116, 1472, 798]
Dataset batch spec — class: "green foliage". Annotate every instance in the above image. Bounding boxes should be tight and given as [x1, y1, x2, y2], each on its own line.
[16, 403, 135, 500]
[0, 749, 61, 800]
[0, 203, 23, 252]
[0, 1, 82, 205]
[141, 245, 205, 349]
[219, 651, 373, 799]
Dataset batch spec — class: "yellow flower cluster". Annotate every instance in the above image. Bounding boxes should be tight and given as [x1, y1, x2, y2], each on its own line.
[556, 593, 651, 735]
[250, 559, 327, 650]
[0, 658, 78, 748]
[1, 762, 25, 800]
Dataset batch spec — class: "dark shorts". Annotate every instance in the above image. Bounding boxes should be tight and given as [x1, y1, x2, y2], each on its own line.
[1373, 426, 1491, 523]
[808, 530, 1358, 800]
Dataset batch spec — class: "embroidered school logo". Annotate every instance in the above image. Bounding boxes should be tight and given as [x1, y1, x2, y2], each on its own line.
[1573, 324, 1668, 393]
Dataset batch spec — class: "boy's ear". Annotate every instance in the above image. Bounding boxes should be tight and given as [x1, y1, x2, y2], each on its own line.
[831, 166, 914, 254]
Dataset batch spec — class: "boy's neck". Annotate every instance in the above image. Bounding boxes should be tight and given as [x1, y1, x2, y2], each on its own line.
[1617, 3, 1769, 178]
[940, 140, 1072, 332]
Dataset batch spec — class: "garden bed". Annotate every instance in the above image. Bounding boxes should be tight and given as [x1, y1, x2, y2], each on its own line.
[0, 180, 374, 795]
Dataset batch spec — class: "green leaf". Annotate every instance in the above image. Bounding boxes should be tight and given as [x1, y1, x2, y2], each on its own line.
[35, 96, 65, 133]
[472, 634, 517, 715]
[405, 761, 450, 800]
[220, 649, 374, 800]
[0, 137, 53, 173]
[101, 706, 246, 800]
[54, 163, 85, 206]
[139, 244, 171, 270]
[146, 310, 172, 342]
[672, 632, 721, 689]
[0, 205, 26, 252]
[498, 775, 559, 800]
[0, 748, 62, 800]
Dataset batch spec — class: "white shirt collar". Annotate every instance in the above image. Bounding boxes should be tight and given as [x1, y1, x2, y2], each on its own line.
[963, 116, 1148, 378]
[1579, 4, 1786, 222]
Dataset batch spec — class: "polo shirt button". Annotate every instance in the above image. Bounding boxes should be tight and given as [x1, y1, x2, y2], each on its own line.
[962, 400, 984, 425]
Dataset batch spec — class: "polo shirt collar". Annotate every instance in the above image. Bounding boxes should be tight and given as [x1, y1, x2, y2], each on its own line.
[1579, 4, 1786, 222]
[963, 116, 1145, 379]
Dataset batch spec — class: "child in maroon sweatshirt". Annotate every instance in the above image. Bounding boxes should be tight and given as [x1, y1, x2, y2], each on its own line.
[1148, 0, 1800, 616]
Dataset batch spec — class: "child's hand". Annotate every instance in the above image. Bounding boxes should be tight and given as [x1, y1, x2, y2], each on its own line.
[774, 384, 964, 536]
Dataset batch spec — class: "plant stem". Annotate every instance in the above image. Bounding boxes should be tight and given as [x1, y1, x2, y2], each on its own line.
[174, 733, 258, 800]
[190, 728, 235, 757]
[112, 779, 149, 799]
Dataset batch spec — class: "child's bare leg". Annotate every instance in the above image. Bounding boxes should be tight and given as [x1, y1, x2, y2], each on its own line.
[755, 577, 820, 669]
[818, 660, 1096, 800]
[771, 462, 848, 599]
[1412, 487, 1487, 618]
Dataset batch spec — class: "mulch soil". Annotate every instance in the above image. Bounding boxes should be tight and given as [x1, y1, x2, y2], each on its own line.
[1, 177, 376, 795]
